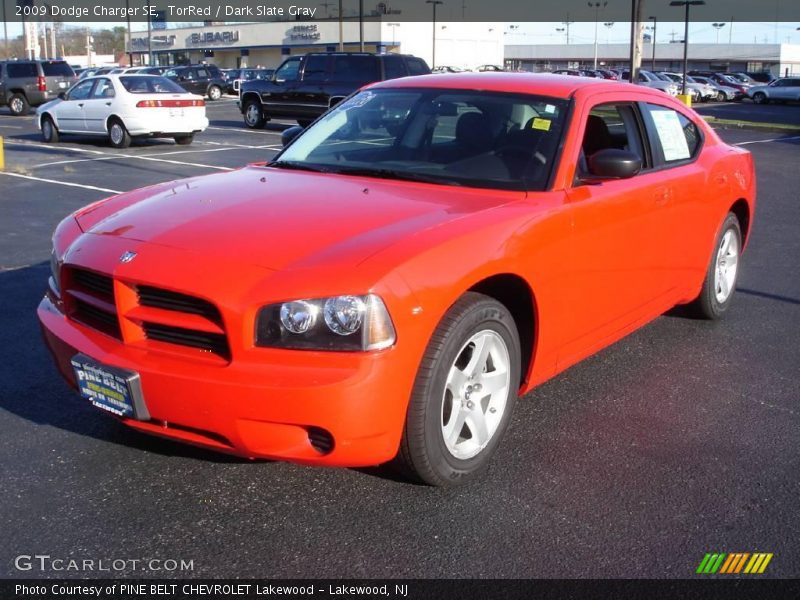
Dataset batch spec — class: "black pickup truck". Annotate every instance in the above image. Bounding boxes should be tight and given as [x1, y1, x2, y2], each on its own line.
[238, 52, 430, 128]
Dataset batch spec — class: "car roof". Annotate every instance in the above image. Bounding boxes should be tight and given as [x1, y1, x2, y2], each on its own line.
[369, 72, 643, 100]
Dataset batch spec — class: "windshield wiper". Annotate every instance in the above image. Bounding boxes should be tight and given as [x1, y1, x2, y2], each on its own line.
[330, 167, 463, 187]
[266, 160, 332, 173]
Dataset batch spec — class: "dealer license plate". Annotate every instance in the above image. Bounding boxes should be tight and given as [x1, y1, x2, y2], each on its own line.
[71, 354, 147, 419]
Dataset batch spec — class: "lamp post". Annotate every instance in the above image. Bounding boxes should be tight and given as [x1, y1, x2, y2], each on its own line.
[712, 22, 725, 44]
[2, 0, 8, 59]
[589, 1, 608, 70]
[359, 0, 364, 52]
[426, 0, 443, 69]
[338, 0, 343, 51]
[560, 14, 574, 44]
[648, 16, 657, 71]
[670, 0, 705, 97]
[387, 22, 400, 47]
[604, 21, 614, 44]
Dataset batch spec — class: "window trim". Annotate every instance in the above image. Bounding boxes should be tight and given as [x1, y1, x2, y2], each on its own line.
[638, 101, 705, 172]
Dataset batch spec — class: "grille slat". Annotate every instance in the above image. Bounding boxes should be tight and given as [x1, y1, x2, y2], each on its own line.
[138, 285, 222, 324]
[72, 269, 114, 299]
[73, 299, 122, 339]
[143, 322, 230, 359]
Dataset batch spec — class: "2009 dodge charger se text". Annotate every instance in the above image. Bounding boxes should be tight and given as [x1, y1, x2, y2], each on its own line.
[39, 74, 756, 486]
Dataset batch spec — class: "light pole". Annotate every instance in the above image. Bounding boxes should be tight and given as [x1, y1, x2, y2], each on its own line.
[648, 16, 657, 71]
[589, 1, 608, 70]
[712, 22, 726, 44]
[670, 0, 705, 97]
[426, 0, 443, 69]
[388, 23, 400, 48]
[359, 0, 364, 52]
[604, 22, 614, 44]
[338, 0, 343, 51]
[561, 14, 574, 44]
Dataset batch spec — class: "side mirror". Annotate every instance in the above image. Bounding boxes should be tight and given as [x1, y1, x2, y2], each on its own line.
[178, 75, 187, 82]
[58, 92, 66, 100]
[281, 125, 304, 147]
[586, 149, 642, 180]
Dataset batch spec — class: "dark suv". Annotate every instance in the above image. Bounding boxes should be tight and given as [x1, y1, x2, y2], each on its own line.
[239, 52, 430, 128]
[164, 65, 226, 101]
[0, 60, 77, 115]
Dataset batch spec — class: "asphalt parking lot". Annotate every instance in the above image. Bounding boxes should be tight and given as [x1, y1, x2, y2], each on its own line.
[1, 98, 798, 579]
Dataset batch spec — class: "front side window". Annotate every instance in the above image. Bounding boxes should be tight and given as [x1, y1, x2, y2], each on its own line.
[641, 103, 701, 164]
[276, 89, 567, 191]
[577, 103, 647, 179]
[274, 57, 301, 82]
[67, 79, 95, 101]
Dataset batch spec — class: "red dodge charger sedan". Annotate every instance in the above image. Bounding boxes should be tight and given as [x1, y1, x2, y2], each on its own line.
[39, 74, 755, 486]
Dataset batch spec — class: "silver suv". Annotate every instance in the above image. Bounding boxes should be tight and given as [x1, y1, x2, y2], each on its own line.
[0, 60, 77, 116]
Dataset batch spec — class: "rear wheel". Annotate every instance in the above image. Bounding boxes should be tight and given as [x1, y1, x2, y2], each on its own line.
[41, 115, 59, 143]
[716, 91, 726, 102]
[752, 92, 768, 104]
[108, 118, 131, 149]
[243, 99, 265, 128]
[690, 213, 742, 319]
[8, 93, 29, 116]
[395, 292, 521, 487]
[174, 134, 194, 145]
[207, 85, 222, 101]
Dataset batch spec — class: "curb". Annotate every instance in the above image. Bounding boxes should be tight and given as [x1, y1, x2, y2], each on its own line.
[701, 115, 800, 134]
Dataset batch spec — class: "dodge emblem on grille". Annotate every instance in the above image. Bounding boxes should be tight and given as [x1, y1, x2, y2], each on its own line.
[119, 251, 137, 263]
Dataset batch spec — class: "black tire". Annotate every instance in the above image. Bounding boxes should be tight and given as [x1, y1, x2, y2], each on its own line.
[41, 115, 59, 143]
[174, 134, 194, 145]
[207, 85, 222, 101]
[716, 91, 726, 102]
[690, 213, 742, 320]
[395, 292, 521, 487]
[297, 119, 314, 128]
[243, 99, 266, 128]
[752, 92, 768, 105]
[8, 93, 29, 116]
[107, 118, 131, 149]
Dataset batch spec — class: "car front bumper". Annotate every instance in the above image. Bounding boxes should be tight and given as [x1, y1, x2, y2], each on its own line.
[38, 292, 408, 467]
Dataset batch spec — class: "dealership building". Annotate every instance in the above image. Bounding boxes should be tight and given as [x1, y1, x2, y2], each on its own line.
[125, 20, 504, 70]
[504, 42, 800, 76]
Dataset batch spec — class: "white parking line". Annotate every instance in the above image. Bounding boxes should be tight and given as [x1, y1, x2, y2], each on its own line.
[3, 139, 107, 154]
[206, 126, 282, 136]
[0, 124, 23, 129]
[32, 145, 277, 168]
[733, 135, 800, 146]
[0, 171, 122, 194]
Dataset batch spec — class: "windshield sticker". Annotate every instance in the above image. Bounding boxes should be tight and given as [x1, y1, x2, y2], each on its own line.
[338, 92, 375, 111]
[651, 109, 690, 161]
[531, 118, 552, 131]
[544, 104, 556, 114]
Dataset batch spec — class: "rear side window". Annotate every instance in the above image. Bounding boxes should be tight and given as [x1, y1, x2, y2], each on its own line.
[383, 55, 407, 80]
[641, 103, 701, 164]
[332, 55, 380, 82]
[303, 55, 328, 82]
[120, 76, 186, 93]
[7, 63, 38, 78]
[42, 62, 75, 77]
[196, 68, 209, 79]
[406, 58, 429, 76]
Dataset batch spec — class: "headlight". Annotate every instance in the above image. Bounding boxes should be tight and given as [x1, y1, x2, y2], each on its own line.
[255, 294, 396, 351]
[50, 246, 61, 297]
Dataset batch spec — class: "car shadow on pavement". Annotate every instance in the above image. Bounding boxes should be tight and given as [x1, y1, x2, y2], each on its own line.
[0, 262, 247, 463]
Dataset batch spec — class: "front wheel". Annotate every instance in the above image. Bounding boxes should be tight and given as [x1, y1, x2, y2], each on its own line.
[8, 93, 29, 116]
[395, 292, 521, 487]
[243, 99, 266, 128]
[207, 85, 222, 101]
[752, 92, 768, 105]
[41, 116, 59, 143]
[174, 134, 194, 145]
[690, 213, 742, 319]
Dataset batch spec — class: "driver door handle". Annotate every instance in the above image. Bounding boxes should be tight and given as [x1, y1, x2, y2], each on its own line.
[77, 103, 84, 107]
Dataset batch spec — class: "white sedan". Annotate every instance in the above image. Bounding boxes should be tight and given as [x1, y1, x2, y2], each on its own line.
[36, 74, 209, 148]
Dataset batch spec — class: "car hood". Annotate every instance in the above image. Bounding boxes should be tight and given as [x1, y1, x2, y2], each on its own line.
[75, 165, 520, 272]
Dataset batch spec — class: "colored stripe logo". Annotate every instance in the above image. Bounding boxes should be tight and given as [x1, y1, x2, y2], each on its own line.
[696, 553, 773, 574]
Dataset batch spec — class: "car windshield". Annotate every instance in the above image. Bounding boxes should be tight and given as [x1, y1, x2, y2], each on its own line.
[119, 76, 186, 93]
[274, 89, 568, 191]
